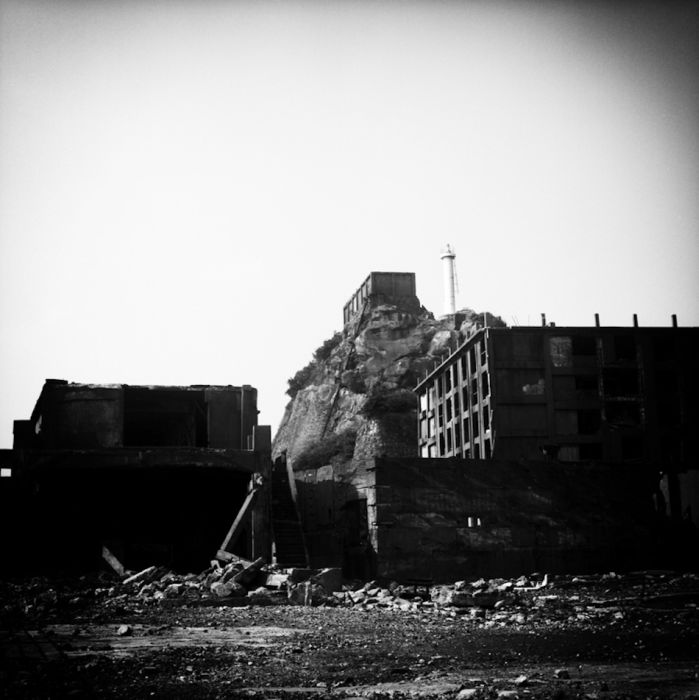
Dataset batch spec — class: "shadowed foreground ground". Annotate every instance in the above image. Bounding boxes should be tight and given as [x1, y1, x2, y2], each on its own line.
[1, 570, 698, 699]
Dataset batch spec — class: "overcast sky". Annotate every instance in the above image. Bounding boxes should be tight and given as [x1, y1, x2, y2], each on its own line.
[1, 0, 697, 447]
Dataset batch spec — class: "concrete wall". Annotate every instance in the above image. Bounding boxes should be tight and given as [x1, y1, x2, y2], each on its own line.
[371, 457, 660, 581]
[291, 455, 666, 582]
[206, 386, 258, 449]
[294, 459, 377, 578]
[39, 384, 124, 448]
[343, 272, 419, 325]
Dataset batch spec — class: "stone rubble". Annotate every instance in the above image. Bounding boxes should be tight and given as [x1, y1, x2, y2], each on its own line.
[3, 560, 698, 632]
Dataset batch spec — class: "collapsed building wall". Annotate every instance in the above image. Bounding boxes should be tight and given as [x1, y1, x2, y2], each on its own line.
[1, 380, 272, 574]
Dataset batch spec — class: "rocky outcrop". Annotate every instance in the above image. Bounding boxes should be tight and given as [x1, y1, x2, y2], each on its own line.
[273, 304, 505, 469]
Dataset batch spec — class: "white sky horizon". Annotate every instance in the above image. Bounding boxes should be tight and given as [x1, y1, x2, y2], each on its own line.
[1, 0, 697, 448]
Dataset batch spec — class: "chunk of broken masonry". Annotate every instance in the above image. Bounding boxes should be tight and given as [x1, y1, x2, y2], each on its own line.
[287, 568, 319, 584]
[210, 580, 246, 598]
[288, 581, 333, 606]
[310, 568, 343, 593]
[264, 573, 289, 588]
[232, 557, 266, 587]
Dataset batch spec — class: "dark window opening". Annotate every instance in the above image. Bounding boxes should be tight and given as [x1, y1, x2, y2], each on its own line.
[472, 415, 480, 438]
[437, 404, 444, 428]
[124, 389, 207, 447]
[614, 335, 636, 361]
[437, 378, 443, 397]
[446, 400, 452, 422]
[575, 375, 598, 392]
[579, 443, 603, 460]
[480, 340, 487, 365]
[483, 409, 490, 430]
[453, 393, 460, 415]
[572, 335, 597, 356]
[621, 436, 644, 460]
[474, 443, 481, 459]
[445, 367, 452, 392]
[653, 336, 675, 363]
[605, 402, 641, 427]
[438, 435, 445, 455]
[469, 348, 477, 374]
[455, 426, 461, 448]
[447, 429, 452, 452]
[658, 400, 681, 427]
[342, 498, 369, 579]
[463, 417, 469, 441]
[484, 439, 492, 459]
[603, 368, 639, 396]
[461, 355, 468, 376]
[471, 378, 479, 405]
[577, 409, 601, 435]
[655, 370, 678, 395]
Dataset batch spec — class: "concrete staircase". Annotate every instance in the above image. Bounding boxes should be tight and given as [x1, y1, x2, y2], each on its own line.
[271, 457, 308, 568]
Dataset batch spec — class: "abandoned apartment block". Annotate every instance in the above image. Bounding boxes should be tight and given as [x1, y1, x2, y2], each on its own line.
[414, 322, 699, 524]
[0, 380, 275, 572]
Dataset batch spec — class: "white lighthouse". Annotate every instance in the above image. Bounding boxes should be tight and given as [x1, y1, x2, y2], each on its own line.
[440, 244, 457, 316]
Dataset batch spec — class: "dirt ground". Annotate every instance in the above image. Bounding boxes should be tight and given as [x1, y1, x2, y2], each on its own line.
[1, 570, 698, 699]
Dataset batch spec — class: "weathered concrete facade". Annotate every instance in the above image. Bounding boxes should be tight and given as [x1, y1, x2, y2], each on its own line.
[292, 456, 662, 581]
[0, 380, 271, 572]
[12, 379, 259, 450]
[342, 272, 419, 326]
[415, 324, 699, 526]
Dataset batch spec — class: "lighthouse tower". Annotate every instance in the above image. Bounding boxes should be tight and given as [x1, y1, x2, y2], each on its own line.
[440, 244, 457, 317]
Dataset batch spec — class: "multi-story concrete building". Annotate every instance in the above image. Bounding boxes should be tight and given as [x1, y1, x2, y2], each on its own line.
[414, 321, 699, 520]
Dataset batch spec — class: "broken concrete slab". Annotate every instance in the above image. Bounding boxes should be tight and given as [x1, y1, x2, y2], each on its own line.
[210, 581, 246, 598]
[311, 568, 343, 593]
[232, 557, 266, 587]
[264, 573, 290, 588]
[287, 568, 320, 584]
[288, 581, 334, 607]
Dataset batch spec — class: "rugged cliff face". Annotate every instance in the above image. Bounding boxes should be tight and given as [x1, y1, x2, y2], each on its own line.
[272, 304, 505, 470]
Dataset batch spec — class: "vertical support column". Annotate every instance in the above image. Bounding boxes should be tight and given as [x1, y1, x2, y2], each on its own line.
[251, 425, 272, 561]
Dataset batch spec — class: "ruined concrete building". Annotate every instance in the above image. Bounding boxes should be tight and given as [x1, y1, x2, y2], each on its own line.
[414, 321, 699, 525]
[281, 273, 698, 580]
[342, 271, 420, 325]
[1, 380, 277, 572]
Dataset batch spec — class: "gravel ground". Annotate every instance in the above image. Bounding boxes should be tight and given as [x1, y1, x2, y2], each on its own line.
[1, 570, 698, 699]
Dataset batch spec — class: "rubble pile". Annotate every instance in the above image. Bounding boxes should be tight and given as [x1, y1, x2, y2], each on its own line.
[3, 562, 697, 631]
